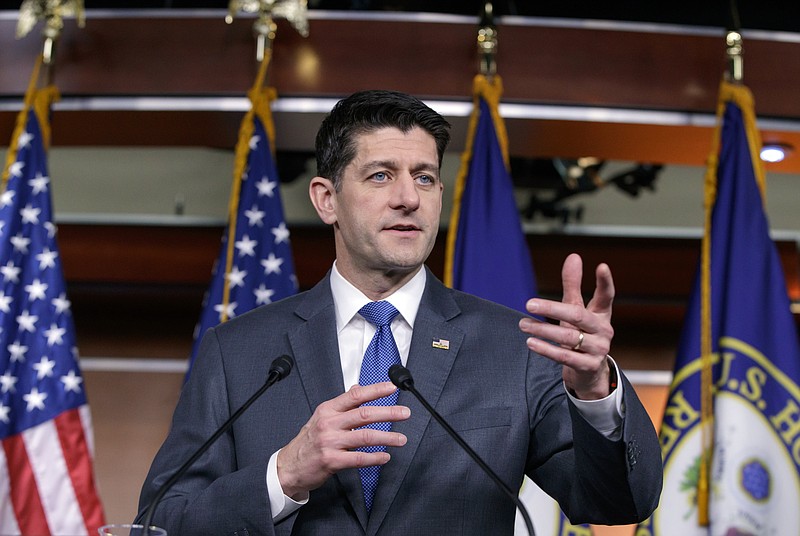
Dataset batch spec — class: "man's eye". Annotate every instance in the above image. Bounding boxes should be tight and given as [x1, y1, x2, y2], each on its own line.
[417, 175, 433, 185]
[373, 172, 388, 181]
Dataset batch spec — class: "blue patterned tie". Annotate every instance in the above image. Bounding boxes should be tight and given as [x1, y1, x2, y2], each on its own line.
[356, 300, 401, 513]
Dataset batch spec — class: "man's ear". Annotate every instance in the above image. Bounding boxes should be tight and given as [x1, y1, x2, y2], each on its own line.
[309, 176, 337, 225]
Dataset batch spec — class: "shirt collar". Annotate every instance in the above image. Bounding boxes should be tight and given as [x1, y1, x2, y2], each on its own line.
[330, 262, 426, 333]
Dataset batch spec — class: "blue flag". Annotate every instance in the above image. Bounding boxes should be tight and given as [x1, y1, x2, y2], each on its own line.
[639, 82, 800, 534]
[188, 96, 298, 377]
[445, 75, 536, 313]
[447, 75, 590, 536]
[0, 86, 105, 534]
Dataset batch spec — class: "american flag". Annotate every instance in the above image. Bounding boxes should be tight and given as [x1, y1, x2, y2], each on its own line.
[0, 91, 105, 534]
[188, 106, 298, 376]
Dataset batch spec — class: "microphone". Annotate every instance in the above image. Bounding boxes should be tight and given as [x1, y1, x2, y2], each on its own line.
[388, 364, 536, 536]
[140, 355, 295, 534]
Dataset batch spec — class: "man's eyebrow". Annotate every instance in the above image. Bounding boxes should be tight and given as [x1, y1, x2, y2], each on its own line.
[359, 159, 399, 171]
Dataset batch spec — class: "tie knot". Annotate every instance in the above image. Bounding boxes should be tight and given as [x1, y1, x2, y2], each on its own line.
[359, 301, 399, 327]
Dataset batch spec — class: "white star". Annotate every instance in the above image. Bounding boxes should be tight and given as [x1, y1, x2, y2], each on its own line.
[271, 222, 290, 244]
[20, 204, 41, 225]
[16, 310, 38, 333]
[0, 262, 19, 283]
[8, 341, 28, 363]
[248, 135, 260, 151]
[0, 403, 9, 423]
[234, 234, 258, 257]
[9, 161, 24, 179]
[0, 262, 20, 284]
[60, 370, 83, 393]
[17, 130, 34, 149]
[0, 371, 18, 393]
[10, 233, 30, 254]
[23, 387, 47, 411]
[44, 222, 56, 238]
[226, 266, 247, 288]
[254, 284, 275, 305]
[29, 173, 50, 194]
[213, 301, 237, 321]
[44, 323, 66, 346]
[0, 189, 15, 207]
[0, 292, 12, 313]
[244, 205, 266, 227]
[256, 177, 277, 198]
[36, 248, 58, 270]
[25, 279, 48, 302]
[52, 292, 71, 314]
[260, 253, 284, 275]
[33, 356, 56, 380]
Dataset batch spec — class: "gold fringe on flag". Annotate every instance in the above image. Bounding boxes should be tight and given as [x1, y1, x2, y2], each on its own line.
[697, 80, 765, 524]
[444, 73, 509, 287]
[2, 54, 60, 188]
[219, 50, 278, 322]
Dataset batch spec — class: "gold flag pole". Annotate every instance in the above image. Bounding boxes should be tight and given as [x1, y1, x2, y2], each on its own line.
[697, 27, 747, 527]
[445, 2, 506, 287]
[4, 1, 83, 185]
[216, 0, 308, 322]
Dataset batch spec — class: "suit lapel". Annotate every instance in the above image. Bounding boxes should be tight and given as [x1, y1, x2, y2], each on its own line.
[288, 275, 344, 410]
[288, 274, 370, 530]
[367, 272, 464, 535]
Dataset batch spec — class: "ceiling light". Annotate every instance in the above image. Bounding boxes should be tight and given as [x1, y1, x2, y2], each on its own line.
[760, 143, 792, 163]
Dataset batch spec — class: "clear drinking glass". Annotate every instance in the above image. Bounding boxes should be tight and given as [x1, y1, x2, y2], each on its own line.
[97, 524, 167, 536]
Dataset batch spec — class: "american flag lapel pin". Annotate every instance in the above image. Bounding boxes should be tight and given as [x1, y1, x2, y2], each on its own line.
[432, 338, 450, 350]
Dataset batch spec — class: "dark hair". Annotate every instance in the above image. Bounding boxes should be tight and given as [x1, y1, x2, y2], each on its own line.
[315, 90, 451, 190]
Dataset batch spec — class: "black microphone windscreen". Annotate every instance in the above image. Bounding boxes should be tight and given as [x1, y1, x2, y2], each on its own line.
[388, 364, 414, 390]
[270, 355, 294, 381]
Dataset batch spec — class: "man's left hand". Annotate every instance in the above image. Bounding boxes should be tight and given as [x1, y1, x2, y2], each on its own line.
[518, 253, 614, 400]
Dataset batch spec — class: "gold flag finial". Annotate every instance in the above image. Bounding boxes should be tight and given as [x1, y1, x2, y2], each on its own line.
[477, 2, 497, 78]
[17, 0, 85, 64]
[725, 30, 744, 83]
[226, 0, 309, 61]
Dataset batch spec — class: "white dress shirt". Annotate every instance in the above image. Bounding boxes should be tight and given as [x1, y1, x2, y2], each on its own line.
[266, 263, 623, 522]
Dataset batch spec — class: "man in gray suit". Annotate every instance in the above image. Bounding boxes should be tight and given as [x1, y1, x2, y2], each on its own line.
[137, 90, 662, 535]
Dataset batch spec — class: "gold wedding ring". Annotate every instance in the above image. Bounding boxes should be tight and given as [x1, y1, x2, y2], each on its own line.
[572, 330, 584, 351]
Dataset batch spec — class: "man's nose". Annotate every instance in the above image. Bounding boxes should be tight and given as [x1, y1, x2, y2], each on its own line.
[389, 175, 420, 210]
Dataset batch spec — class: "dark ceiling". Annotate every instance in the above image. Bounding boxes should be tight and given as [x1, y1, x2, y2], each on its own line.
[1, 1, 799, 33]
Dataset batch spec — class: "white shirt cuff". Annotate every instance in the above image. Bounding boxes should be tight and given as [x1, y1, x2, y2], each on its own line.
[267, 449, 308, 522]
[565, 356, 625, 441]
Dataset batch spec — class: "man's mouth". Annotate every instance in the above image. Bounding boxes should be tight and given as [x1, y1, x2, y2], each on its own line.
[387, 224, 420, 232]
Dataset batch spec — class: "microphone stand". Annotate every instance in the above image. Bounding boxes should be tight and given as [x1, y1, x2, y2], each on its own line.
[140, 355, 294, 535]
[389, 364, 536, 536]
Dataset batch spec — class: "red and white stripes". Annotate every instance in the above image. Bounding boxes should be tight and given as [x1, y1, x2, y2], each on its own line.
[1, 405, 104, 536]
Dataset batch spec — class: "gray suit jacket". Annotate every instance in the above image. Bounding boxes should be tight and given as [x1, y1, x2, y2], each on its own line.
[137, 269, 662, 535]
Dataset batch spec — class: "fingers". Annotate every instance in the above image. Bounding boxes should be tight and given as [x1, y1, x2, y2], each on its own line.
[524, 254, 616, 330]
[329, 381, 400, 412]
[586, 262, 615, 315]
[524, 297, 589, 331]
[276, 382, 411, 498]
[321, 382, 411, 447]
[521, 254, 616, 401]
[340, 403, 412, 436]
[520, 319, 610, 362]
[560, 253, 584, 308]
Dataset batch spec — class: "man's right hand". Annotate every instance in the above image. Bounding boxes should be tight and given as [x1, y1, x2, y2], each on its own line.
[276, 381, 410, 500]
